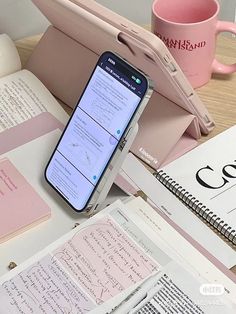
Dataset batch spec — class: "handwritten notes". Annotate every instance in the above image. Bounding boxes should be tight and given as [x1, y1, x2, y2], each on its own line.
[0, 255, 95, 314]
[0, 216, 159, 313]
[53, 217, 158, 304]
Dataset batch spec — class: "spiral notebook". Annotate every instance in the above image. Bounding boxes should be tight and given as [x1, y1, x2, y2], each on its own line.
[154, 125, 236, 245]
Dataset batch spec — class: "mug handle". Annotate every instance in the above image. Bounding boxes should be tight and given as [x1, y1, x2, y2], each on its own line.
[212, 21, 236, 74]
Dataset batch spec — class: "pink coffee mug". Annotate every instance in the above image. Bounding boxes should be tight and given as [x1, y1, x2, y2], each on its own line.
[152, 0, 236, 88]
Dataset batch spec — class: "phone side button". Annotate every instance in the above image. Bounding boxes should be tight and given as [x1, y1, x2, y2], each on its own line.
[119, 138, 127, 150]
[167, 62, 177, 73]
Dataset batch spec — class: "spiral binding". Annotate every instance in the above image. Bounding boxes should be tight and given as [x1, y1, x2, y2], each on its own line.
[153, 170, 236, 245]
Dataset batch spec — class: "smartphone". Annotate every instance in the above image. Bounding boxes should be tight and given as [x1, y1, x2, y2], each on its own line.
[45, 51, 152, 212]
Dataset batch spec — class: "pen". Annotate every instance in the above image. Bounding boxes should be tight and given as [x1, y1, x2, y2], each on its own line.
[128, 283, 162, 314]
[109, 271, 161, 314]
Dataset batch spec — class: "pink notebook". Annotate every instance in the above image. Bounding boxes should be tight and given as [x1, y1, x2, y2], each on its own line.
[0, 158, 51, 243]
[0, 113, 63, 243]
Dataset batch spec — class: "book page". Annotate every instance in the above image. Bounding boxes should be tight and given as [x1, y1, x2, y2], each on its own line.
[0, 199, 235, 313]
[118, 153, 236, 269]
[131, 265, 231, 314]
[0, 69, 68, 133]
[125, 198, 236, 304]
[158, 126, 236, 232]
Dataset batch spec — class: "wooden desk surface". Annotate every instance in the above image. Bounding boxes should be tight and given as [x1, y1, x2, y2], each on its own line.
[197, 36, 236, 143]
[15, 34, 236, 274]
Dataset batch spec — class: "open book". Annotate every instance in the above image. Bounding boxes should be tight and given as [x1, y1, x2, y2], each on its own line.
[0, 197, 235, 313]
[0, 40, 69, 244]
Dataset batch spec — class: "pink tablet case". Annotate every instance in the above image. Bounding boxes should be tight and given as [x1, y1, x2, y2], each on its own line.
[26, 0, 214, 169]
[70, 0, 214, 134]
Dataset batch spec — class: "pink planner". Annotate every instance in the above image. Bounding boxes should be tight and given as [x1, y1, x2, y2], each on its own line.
[27, 0, 214, 169]
[0, 158, 50, 244]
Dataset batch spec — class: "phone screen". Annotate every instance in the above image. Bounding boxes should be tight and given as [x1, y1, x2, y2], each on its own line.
[45, 51, 148, 211]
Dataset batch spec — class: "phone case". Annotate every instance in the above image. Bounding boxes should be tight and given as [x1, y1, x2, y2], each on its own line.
[26, 0, 213, 168]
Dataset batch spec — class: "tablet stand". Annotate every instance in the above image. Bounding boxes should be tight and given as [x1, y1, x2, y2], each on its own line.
[85, 124, 138, 215]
